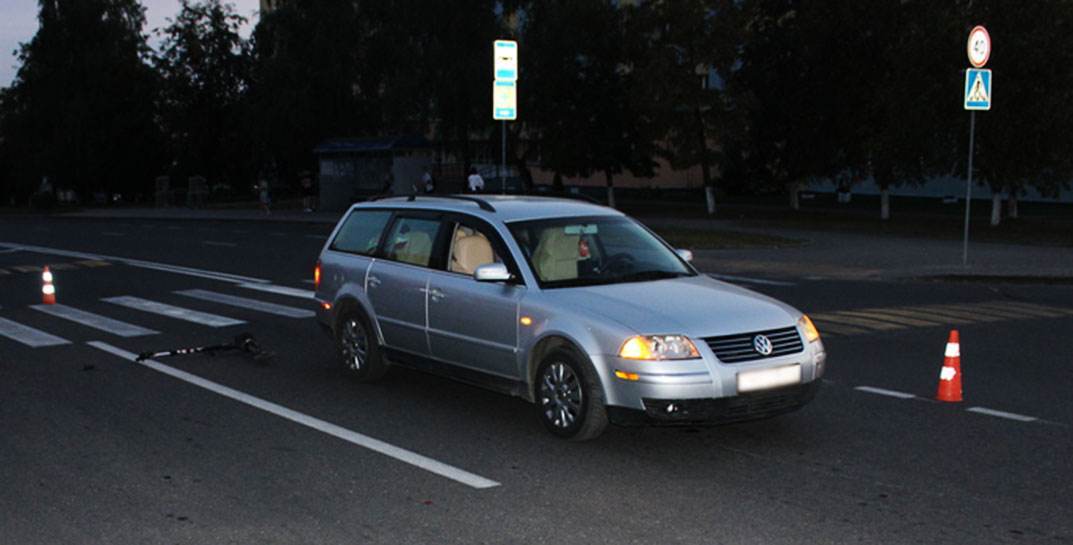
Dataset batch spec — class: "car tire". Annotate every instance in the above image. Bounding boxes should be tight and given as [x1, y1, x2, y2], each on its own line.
[536, 349, 608, 441]
[336, 308, 388, 382]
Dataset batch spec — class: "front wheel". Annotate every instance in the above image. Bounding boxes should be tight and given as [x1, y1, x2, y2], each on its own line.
[336, 309, 388, 382]
[536, 350, 608, 441]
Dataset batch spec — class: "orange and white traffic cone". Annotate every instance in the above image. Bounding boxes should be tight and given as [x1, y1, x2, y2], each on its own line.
[41, 266, 56, 305]
[936, 329, 963, 402]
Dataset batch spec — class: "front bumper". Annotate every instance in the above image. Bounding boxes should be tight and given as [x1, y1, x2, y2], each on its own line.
[606, 381, 820, 426]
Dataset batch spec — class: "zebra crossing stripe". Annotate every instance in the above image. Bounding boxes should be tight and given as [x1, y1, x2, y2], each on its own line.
[914, 305, 1001, 322]
[175, 289, 315, 319]
[836, 310, 941, 327]
[102, 296, 245, 327]
[989, 302, 1071, 318]
[813, 322, 868, 336]
[812, 313, 905, 331]
[31, 304, 158, 337]
[877, 307, 973, 325]
[0, 317, 70, 347]
[237, 283, 315, 300]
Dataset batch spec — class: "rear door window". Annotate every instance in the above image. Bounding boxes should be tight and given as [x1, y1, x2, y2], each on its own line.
[383, 217, 444, 267]
[330, 210, 392, 255]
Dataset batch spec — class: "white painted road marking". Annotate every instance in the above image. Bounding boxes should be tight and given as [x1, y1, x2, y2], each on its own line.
[103, 296, 245, 327]
[966, 407, 1038, 423]
[31, 304, 158, 337]
[854, 386, 917, 400]
[0, 317, 70, 347]
[203, 241, 238, 248]
[708, 273, 795, 287]
[0, 242, 268, 284]
[238, 283, 315, 300]
[175, 289, 315, 319]
[87, 341, 500, 489]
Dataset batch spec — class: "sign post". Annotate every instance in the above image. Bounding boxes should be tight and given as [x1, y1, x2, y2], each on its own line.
[493, 40, 518, 194]
[961, 26, 991, 266]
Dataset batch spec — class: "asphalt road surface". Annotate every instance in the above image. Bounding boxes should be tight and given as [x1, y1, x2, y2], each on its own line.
[2, 217, 1071, 545]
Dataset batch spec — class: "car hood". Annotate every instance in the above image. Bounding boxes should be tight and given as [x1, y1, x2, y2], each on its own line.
[540, 275, 800, 338]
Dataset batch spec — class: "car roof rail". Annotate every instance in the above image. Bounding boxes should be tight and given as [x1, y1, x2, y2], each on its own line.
[405, 194, 496, 212]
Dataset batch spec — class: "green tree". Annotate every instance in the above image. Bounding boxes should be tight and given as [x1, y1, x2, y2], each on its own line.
[633, 0, 743, 215]
[155, 0, 251, 186]
[1, 0, 162, 201]
[520, 0, 658, 206]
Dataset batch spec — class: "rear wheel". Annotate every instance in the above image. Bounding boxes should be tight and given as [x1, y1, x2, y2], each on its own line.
[536, 349, 608, 441]
[336, 309, 387, 382]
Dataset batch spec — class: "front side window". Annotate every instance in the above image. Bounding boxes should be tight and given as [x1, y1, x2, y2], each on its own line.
[383, 217, 442, 267]
[509, 216, 694, 288]
[446, 223, 503, 275]
[330, 210, 392, 255]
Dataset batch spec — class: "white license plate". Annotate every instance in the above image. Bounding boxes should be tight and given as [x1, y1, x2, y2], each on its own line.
[737, 364, 802, 393]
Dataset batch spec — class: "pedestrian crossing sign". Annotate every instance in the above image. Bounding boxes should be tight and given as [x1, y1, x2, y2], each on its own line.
[964, 68, 991, 111]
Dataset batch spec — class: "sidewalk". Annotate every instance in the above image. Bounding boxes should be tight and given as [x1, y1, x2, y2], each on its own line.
[641, 217, 1073, 282]
[59, 206, 1073, 282]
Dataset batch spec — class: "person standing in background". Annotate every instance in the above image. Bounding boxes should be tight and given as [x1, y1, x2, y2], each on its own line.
[467, 167, 485, 193]
[257, 179, 271, 215]
[422, 169, 435, 194]
[300, 171, 316, 212]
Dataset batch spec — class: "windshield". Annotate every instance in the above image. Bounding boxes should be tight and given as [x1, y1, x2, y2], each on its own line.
[508, 216, 695, 288]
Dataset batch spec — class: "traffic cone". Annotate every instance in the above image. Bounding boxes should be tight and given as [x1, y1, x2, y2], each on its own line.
[936, 330, 963, 402]
[41, 266, 56, 305]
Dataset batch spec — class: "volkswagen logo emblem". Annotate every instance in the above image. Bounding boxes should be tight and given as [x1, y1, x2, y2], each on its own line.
[752, 334, 774, 356]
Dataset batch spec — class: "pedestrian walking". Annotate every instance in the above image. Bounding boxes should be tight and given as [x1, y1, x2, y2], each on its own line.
[422, 169, 435, 194]
[300, 171, 316, 212]
[256, 179, 271, 215]
[467, 167, 485, 193]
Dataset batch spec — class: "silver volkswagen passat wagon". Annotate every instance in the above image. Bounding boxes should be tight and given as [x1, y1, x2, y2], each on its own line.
[314, 195, 825, 440]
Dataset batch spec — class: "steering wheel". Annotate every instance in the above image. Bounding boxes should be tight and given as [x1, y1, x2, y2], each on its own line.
[601, 252, 635, 275]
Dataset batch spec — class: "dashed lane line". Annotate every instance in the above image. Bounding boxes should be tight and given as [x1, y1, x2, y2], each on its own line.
[175, 289, 315, 319]
[966, 407, 1039, 423]
[854, 386, 917, 399]
[103, 296, 245, 327]
[0, 317, 70, 347]
[87, 341, 501, 490]
[31, 304, 158, 337]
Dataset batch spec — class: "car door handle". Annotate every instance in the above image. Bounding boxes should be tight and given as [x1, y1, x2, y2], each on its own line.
[429, 288, 446, 302]
[368, 275, 381, 288]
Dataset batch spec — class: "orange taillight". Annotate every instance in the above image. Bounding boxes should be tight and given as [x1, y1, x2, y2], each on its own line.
[314, 261, 321, 290]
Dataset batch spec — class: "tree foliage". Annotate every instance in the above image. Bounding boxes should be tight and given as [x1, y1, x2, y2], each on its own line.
[155, 0, 250, 185]
[1, 0, 161, 201]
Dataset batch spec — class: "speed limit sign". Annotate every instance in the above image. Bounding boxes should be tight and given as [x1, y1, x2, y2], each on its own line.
[967, 26, 991, 68]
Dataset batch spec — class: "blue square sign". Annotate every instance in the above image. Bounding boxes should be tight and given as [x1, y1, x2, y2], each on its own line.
[964, 68, 991, 111]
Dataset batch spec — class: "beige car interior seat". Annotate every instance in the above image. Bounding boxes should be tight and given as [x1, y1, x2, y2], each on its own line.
[533, 228, 579, 282]
[451, 233, 495, 274]
[396, 231, 433, 266]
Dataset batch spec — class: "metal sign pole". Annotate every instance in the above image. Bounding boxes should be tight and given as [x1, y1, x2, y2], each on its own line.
[962, 110, 976, 267]
[501, 121, 507, 194]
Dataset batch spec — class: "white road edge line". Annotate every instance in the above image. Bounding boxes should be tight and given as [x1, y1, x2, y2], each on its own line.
[86, 341, 501, 490]
[707, 273, 796, 287]
[854, 385, 917, 400]
[966, 407, 1038, 423]
[0, 242, 268, 284]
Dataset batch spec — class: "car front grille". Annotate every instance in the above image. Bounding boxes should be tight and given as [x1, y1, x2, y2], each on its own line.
[702, 326, 804, 363]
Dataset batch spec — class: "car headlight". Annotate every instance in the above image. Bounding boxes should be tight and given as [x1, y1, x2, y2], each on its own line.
[799, 315, 821, 343]
[619, 335, 700, 360]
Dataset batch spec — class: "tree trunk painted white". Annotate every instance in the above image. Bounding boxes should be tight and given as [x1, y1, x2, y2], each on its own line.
[789, 183, 800, 210]
[705, 186, 716, 216]
[880, 188, 890, 220]
[990, 192, 1002, 226]
[1007, 193, 1019, 219]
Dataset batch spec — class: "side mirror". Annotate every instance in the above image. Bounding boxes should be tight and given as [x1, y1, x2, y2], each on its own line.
[676, 249, 694, 262]
[474, 262, 512, 282]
